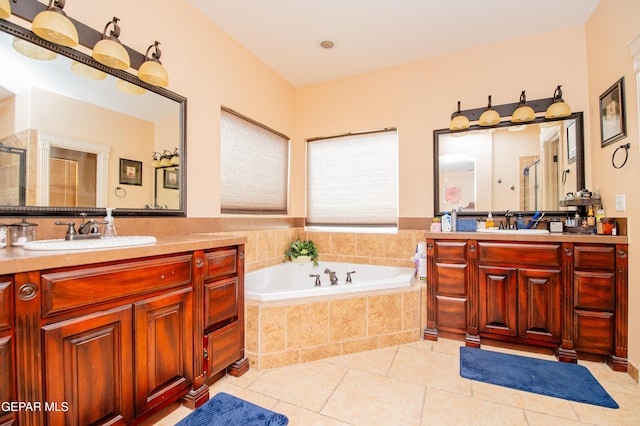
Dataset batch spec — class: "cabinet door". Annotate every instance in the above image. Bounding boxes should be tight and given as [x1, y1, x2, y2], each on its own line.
[42, 305, 134, 426]
[205, 321, 243, 381]
[0, 278, 14, 426]
[478, 266, 517, 336]
[518, 268, 561, 343]
[134, 287, 193, 416]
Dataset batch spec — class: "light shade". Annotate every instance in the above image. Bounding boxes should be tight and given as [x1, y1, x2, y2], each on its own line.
[479, 95, 500, 126]
[449, 101, 470, 131]
[116, 79, 145, 95]
[31, 1, 79, 47]
[71, 61, 107, 80]
[138, 41, 169, 87]
[511, 90, 535, 123]
[13, 37, 57, 61]
[92, 17, 130, 70]
[545, 85, 571, 119]
[0, 0, 11, 19]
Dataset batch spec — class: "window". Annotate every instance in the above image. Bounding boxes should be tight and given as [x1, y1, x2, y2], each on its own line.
[306, 128, 398, 229]
[220, 107, 289, 214]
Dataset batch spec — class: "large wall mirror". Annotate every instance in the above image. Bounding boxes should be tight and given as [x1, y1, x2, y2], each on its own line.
[0, 19, 186, 217]
[434, 113, 584, 216]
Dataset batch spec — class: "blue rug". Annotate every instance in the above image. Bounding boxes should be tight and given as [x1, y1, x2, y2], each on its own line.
[176, 392, 289, 426]
[459, 346, 618, 408]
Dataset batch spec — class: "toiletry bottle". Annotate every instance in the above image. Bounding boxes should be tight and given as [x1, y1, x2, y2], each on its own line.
[515, 213, 525, 230]
[104, 208, 117, 237]
[587, 205, 595, 227]
[451, 209, 457, 232]
[486, 212, 494, 228]
[441, 212, 451, 232]
[595, 204, 605, 234]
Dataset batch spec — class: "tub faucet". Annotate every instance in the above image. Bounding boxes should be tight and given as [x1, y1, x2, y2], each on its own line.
[346, 271, 356, 283]
[309, 274, 321, 287]
[324, 269, 338, 285]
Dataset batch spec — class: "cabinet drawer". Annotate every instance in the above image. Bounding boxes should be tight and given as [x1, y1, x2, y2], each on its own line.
[574, 271, 615, 310]
[204, 249, 238, 280]
[206, 322, 243, 379]
[434, 263, 467, 296]
[435, 296, 467, 334]
[0, 279, 12, 331]
[573, 245, 615, 271]
[204, 277, 238, 330]
[574, 310, 614, 354]
[433, 240, 467, 263]
[477, 242, 561, 267]
[41, 255, 192, 316]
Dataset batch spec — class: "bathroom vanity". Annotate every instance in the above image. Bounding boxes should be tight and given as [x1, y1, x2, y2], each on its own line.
[423, 232, 628, 371]
[0, 234, 247, 425]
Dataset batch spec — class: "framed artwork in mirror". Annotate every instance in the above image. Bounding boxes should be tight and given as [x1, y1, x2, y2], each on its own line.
[600, 77, 626, 147]
[119, 159, 143, 186]
[164, 169, 179, 189]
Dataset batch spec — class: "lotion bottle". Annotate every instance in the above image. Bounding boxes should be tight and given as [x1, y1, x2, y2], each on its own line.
[103, 208, 117, 237]
[486, 212, 494, 228]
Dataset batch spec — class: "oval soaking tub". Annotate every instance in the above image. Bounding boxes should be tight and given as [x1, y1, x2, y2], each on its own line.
[245, 261, 415, 301]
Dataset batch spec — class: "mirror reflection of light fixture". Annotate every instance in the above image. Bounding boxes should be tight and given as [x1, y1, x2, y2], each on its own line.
[92, 17, 130, 70]
[31, 0, 79, 47]
[71, 61, 107, 80]
[545, 85, 571, 119]
[115, 79, 145, 95]
[13, 37, 57, 61]
[479, 95, 500, 126]
[159, 150, 173, 167]
[511, 91, 535, 123]
[170, 148, 179, 165]
[138, 41, 169, 87]
[449, 101, 470, 131]
[0, 0, 11, 19]
[151, 152, 161, 168]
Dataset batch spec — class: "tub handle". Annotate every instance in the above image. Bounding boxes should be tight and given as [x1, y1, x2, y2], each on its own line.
[346, 271, 356, 283]
[309, 274, 321, 286]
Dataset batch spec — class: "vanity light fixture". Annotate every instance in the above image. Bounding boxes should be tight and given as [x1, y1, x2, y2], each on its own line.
[151, 152, 161, 168]
[449, 101, 470, 131]
[511, 91, 535, 123]
[138, 41, 169, 87]
[31, 0, 79, 47]
[545, 85, 571, 119]
[170, 148, 179, 165]
[92, 17, 130, 70]
[478, 95, 500, 126]
[0, 0, 11, 19]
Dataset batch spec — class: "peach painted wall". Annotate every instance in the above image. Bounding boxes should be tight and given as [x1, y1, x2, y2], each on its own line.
[585, 0, 640, 375]
[293, 25, 591, 218]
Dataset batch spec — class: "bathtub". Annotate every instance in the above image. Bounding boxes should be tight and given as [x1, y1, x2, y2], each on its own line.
[245, 261, 415, 301]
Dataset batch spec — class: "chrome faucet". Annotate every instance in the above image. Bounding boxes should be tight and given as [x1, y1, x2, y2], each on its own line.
[346, 271, 356, 283]
[55, 213, 104, 240]
[309, 274, 321, 286]
[504, 210, 514, 229]
[324, 269, 339, 285]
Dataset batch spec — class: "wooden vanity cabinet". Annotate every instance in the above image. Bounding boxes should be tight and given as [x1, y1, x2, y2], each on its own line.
[425, 237, 628, 371]
[0, 275, 15, 426]
[8, 242, 247, 425]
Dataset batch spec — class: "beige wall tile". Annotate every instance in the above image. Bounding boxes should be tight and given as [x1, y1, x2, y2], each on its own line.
[341, 336, 380, 355]
[330, 233, 356, 255]
[356, 233, 384, 257]
[402, 289, 421, 330]
[259, 305, 287, 353]
[258, 350, 301, 370]
[368, 293, 403, 335]
[300, 343, 342, 363]
[286, 302, 329, 348]
[329, 297, 367, 342]
[379, 329, 422, 347]
[245, 305, 259, 352]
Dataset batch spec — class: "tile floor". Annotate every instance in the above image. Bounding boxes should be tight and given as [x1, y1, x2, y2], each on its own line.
[154, 338, 640, 425]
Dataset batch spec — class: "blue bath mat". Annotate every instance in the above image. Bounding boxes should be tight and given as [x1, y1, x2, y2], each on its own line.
[459, 346, 618, 408]
[176, 392, 289, 426]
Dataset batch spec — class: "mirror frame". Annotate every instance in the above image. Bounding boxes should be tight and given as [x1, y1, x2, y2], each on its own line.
[0, 19, 187, 217]
[433, 112, 584, 217]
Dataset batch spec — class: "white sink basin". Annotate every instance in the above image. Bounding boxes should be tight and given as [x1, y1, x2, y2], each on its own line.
[475, 228, 549, 234]
[23, 236, 157, 251]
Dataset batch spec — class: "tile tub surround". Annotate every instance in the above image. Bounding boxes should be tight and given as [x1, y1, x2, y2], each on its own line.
[245, 283, 425, 369]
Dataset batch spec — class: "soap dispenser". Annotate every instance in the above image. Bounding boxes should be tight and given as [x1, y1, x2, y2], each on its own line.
[486, 212, 494, 229]
[103, 208, 117, 237]
[515, 213, 525, 230]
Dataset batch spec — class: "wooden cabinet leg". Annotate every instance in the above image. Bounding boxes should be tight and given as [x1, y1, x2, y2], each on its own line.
[227, 357, 250, 377]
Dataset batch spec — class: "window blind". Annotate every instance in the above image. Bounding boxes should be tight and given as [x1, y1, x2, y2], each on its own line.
[220, 108, 289, 214]
[306, 129, 398, 227]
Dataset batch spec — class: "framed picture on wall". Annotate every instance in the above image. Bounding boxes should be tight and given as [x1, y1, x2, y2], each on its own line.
[599, 77, 626, 147]
[566, 120, 576, 163]
[164, 169, 179, 189]
[119, 158, 142, 186]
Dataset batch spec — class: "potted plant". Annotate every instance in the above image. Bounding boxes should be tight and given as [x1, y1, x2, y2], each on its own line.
[283, 238, 319, 266]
